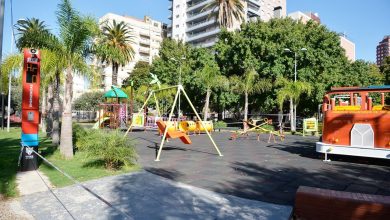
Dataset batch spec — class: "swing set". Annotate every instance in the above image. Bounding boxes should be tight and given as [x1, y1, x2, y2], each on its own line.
[124, 85, 223, 161]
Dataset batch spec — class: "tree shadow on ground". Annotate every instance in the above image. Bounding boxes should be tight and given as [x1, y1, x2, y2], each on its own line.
[104, 171, 291, 219]
[268, 140, 390, 166]
[211, 161, 390, 205]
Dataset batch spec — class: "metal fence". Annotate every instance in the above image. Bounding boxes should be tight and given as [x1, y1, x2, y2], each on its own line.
[72, 111, 97, 122]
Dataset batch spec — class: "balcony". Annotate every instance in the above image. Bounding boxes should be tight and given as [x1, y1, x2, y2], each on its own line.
[139, 30, 151, 38]
[139, 47, 150, 54]
[187, 7, 216, 22]
[191, 39, 217, 48]
[187, 0, 213, 13]
[139, 38, 150, 45]
[187, 27, 220, 42]
[186, 18, 216, 32]
[247, 7, 260, 17]
[248, 0, 261, 7]
[139, 56, 150, 62]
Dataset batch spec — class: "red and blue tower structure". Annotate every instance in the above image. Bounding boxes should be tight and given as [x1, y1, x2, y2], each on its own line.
[20, 48, 41, 171]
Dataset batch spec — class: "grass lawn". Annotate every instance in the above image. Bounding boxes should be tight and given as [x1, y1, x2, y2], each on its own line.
[0, 127, 140, 197]
[0, 127, 54, 197]
[40, 150, 140, 188]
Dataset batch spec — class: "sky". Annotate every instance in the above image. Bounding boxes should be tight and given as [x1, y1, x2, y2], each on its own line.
[1, 0, 389, 62]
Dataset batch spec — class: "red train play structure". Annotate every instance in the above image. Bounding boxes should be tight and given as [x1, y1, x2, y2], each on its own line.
[316, 86, 390, 159]
[20, 48, 41, 171]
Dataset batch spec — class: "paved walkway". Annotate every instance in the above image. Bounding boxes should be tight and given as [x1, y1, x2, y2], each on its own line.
[21, 171, 292, 220]
[17, 171, 52, 196]
[130, 131, 390, 205]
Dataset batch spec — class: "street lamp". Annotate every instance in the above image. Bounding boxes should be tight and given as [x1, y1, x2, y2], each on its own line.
[170, 57, 186, 117]
[283, 48, 307, 133]
[284, 48, 307, 82]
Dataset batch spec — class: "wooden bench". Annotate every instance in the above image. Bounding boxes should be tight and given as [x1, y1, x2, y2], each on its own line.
[294, 186, 390, 220]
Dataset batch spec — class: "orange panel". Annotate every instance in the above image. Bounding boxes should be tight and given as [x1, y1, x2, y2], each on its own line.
[322, 111, 390, 148]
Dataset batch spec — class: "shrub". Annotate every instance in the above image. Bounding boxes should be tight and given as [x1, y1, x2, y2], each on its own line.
[76, 129, 138, 169]
[214, 121, 227, 129]
[72, 123, 87, 148]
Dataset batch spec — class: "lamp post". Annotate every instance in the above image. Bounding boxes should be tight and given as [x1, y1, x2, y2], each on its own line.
[170, 56, 186, 118]
[284, 48, 307, 82]
[283, 48, 307, 132]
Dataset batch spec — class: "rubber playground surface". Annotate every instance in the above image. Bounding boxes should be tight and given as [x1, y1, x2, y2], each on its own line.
[130, 130, 390, 205]
[19, 130, 390, 219]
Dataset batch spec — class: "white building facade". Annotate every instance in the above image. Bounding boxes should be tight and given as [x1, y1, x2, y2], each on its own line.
[168, 0, 286, 47]
[288, 11, 356, 61]
[99, 13, 166, 91]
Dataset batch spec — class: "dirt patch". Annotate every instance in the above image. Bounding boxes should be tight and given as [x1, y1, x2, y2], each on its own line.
[0, 195, 33, 220]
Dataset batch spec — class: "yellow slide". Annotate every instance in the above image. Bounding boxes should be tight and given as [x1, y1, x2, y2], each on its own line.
[92, 116, 110, 129]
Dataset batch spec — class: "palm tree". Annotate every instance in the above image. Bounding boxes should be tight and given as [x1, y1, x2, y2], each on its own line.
[195, 64, 228, 121]
[276, 77, 312, 133]
[95, 20, 134, 87]
[231, 68, 271, 128]
[15, 18, 51, 50]
[203, 0, 245, 29]
[55, 0, 99, 159]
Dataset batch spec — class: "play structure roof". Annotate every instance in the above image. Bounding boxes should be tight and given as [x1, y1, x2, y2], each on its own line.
[103, 87, 128, 99]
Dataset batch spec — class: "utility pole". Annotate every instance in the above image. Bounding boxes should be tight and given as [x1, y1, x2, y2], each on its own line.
[7, 20, 14, 132]
[0, 0, 5, 130]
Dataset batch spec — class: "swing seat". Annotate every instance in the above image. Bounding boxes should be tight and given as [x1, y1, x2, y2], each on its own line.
[156, 120, 192, 144]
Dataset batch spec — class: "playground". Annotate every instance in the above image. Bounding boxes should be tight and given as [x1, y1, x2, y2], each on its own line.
[128, 131, 390, 205]
[11, 130, 390, 219]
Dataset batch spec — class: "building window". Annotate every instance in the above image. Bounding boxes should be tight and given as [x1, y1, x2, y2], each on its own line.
[176, 25, 179, 28]
[176, 14, 179, 18]
[176, 4, 180, 8]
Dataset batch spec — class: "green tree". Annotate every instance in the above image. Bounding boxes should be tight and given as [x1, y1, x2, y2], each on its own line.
[203, 0, 244, 28]
[123, 61, 150, 89]
[55, 0, 99, 159]
[73, 91, 105, 111]
[215, 18, 350, 116]
[151, 39, 191, 85]
[276, 77, 312, 132]
[192, 48, 228, 120]
[380, 56, 390, 84]
[344, 60, 384, 87]
[95, 20, 134, 86]
[14, 18, 51, 50]
[230, 68, 271, 125]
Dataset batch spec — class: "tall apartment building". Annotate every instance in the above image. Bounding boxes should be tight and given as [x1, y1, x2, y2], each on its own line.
[99, 13, 166, 90]
[376, 35, 390, 66]
[288, 11, 320, 24]
[339, 34, 356, 61]
[168, 0, 286, 47]
[288, 11, 355, 61]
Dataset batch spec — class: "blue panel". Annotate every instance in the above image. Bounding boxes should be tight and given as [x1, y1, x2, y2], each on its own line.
[21, 132, 39, 146]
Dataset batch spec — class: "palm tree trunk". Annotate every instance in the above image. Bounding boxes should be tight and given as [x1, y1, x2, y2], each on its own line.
[293, 103, 297, 133]
[46, 83, 54, 137]
[52, 71, 61, 146]
[60, 66, 74, 159]
[244, 91, 249, 131]
[290, 97, 295, 133]
[41, 88, 47, 133]
[203, 88, 211, 121]
[112, 62, 118, 86]
[278, 109, 283, 128]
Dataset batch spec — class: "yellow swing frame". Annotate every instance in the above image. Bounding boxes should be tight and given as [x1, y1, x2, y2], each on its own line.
[124, 85, 223, 161]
